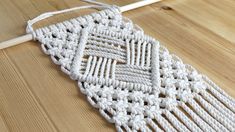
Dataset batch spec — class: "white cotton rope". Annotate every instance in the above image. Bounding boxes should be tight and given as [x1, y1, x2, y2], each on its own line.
[26, 3, 112, 36]
[28, 1, 235, 132]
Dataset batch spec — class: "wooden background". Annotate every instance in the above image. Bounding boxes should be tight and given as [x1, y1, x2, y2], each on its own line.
[0, 0, 235, 131]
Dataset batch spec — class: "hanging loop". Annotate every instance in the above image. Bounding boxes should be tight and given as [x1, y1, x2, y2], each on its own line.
[26, 1, 116, 36]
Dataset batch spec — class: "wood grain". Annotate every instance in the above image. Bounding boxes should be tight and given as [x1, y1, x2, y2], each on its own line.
[0, 0, 234, 131]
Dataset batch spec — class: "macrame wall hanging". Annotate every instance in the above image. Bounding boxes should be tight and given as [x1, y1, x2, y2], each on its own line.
[1, 0, 235, 132]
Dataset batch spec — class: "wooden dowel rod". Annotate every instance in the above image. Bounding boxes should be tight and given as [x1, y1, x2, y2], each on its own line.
[0, 34, 33, 49]
[120, 0, 161, 12]
[0, 0, 161, 50]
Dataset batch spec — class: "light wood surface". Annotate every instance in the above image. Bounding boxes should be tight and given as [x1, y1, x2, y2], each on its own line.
[0, 0, 235, 131]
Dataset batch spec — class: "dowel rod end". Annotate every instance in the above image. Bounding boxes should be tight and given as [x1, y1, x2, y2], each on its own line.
[120, 0, 161, 12]
[0, 34, 33, 49]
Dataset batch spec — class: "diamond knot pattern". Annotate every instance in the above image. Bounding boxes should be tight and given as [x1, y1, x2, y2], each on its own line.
[34, 7, 235, 132]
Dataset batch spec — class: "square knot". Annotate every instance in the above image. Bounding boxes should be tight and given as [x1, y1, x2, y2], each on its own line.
[114, 100, 128, 111]
[177, 90, 192, 102]
[130, 103, 145, 114]
[129, 115, 146, 130]
[191, 81, 206, 93]
[113, 112, 129, 126]
[145, 106, 160, 118]
[161, 98, 177, 110]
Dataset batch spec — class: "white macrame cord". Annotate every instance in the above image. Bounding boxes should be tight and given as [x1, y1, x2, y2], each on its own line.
[27, 3, 235, 132]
